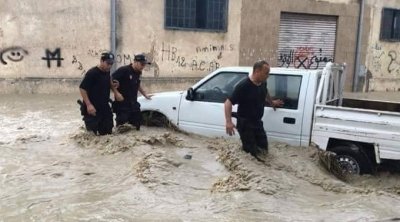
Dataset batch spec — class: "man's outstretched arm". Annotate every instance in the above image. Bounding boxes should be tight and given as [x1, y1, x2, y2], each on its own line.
[224, 99, 236, 136]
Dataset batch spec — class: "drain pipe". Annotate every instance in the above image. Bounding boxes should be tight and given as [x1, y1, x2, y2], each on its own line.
[111, 0, 117, 73]
[353, 0, 365, 92]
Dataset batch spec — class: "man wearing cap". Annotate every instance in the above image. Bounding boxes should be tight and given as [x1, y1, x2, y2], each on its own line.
[111, 53, 152, 130]
[79, 52, 122, 135]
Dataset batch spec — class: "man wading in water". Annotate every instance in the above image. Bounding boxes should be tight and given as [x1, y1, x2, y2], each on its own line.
[78, 52, 122, 135]
[224, 60, 283, 162]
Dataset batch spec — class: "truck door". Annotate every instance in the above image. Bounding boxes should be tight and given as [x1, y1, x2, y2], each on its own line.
[263, 73, 309, 146]
[178, 72, 248, 137]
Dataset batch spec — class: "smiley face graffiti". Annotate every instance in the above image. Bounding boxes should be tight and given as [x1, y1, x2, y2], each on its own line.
[0, 47, 29, 65]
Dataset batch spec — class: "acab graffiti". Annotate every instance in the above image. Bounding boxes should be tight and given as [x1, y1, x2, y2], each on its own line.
[277, 47, 334, 69]
[161, 42, 220, 72]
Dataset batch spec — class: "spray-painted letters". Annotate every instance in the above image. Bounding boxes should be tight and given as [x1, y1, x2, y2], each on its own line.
[42, 48, 64, 68]
[278, 47, 333, 69]
[161, 42, 220, 72]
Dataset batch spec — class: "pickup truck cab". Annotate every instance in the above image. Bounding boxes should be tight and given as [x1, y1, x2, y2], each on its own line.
[138, 63, 400, 174]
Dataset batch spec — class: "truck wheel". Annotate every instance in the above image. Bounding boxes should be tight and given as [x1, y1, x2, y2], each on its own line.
[330, 145, 373, 175]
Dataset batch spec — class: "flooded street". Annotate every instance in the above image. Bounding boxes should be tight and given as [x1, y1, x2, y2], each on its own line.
[1, 94, 400, 221]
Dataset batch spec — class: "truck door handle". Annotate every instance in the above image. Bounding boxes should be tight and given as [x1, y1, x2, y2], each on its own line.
[283, 117, 296, 124]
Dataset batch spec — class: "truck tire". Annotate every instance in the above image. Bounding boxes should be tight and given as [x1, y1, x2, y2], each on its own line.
[330, 144, 373, 175]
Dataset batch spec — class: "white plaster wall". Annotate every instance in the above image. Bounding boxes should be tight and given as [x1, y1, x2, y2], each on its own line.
[0, 0, 110, 78]
[366, 0, 400, 91]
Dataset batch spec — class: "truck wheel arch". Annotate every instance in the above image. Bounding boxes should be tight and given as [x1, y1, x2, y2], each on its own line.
[327, 140, 376, 175]
[141, 110, 178, 130]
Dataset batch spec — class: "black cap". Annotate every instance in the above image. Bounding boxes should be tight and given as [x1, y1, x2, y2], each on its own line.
[134, 54, 151, 64]
[100, 52, 115, 63]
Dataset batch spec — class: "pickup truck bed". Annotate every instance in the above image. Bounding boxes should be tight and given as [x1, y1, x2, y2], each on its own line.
[337, 98, 400, 112]
[312, 63, 400, 174]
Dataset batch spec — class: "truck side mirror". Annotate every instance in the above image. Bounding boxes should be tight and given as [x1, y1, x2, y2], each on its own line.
[186, 88, 195, 101]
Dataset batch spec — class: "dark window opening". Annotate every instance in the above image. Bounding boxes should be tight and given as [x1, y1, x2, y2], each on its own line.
[380, 8, 400, 41]
[165, 0, 228, 32]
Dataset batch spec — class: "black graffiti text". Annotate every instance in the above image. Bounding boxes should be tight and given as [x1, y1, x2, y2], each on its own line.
[42, 48, 64, 68]
[277, 48, 333, 69]
[195, 44, 234, 53]
[388, 50, 400, 75]
[161, 42, 220, 72]
[72, 55, 86, 75]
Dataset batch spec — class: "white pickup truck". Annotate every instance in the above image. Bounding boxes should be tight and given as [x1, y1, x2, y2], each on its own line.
[138, 63, 400, 174]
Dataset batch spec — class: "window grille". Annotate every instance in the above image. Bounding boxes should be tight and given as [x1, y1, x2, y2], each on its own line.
[380, 8, 400, 41]
[165, 0, 228, 32]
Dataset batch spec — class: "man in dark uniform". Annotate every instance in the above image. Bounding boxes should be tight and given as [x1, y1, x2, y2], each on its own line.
[79, 52, 122, 135]
[111, 54, 152, 130]
[224, 60, 284, 162]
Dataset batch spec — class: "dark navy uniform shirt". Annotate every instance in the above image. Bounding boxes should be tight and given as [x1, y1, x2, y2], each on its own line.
[112, 64, 141, 107]
[79, 66, 111, 112]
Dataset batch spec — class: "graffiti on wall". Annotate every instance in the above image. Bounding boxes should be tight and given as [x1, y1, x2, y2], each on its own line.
[87, 49, 108, 58]
[116, 54, 134, 65]
[0, 42, 228, 76]
[368, 43, 400, 76]
[88, 49, 144, 66]
[42, 48, 64, 68]
[0, 47, 29, 65]
[72, 55, 86, 75]
[277, 47, 334, 69]
[161, 42, 221, 72]
[195, 44, 234, 53]
[388, 51, 400, 75]
[369, 43, 385, 74]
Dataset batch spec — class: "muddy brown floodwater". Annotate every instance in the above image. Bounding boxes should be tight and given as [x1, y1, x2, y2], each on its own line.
[1, 94, 400, 222]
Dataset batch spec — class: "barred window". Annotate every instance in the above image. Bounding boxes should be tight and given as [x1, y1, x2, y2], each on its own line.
[165, 0, 228, 32]
[380, 8, 400, 41]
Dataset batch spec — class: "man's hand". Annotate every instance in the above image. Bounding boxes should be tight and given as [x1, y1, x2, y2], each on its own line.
[144, 94, 153, 100]
[271, 99, 284, 111]
[225, 121, 236, 136]
[112, 80, 120, 89]
[115, 92, 124, 102]
[87, 104, 96, 116]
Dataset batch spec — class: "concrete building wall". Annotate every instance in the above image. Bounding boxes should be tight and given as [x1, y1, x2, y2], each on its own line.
[365, 0, 400, 92]
[0, 0, 110, 79]
[116, 0, 242, 78]
[239, 0, 370, 92]
[0, 0, 241, 83]
[3, 0, 398, 93]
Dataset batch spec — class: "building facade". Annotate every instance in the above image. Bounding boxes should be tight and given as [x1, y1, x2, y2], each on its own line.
[366, 0, 400, 92]
[0, 0, 399, 93]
